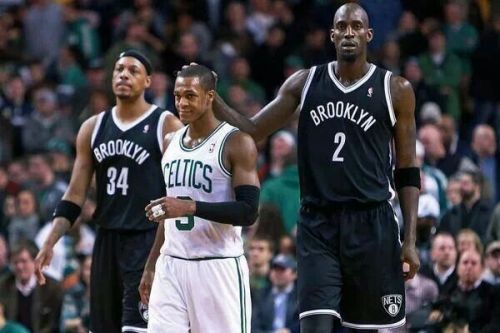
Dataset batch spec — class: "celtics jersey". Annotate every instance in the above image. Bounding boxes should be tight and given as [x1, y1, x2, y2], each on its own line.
[298, 62, 396, 205]
[91, 105, 170, 230]
[160, 122, 242, 259]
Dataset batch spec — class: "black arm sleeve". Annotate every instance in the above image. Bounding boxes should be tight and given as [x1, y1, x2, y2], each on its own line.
[194, 185, 260, 226]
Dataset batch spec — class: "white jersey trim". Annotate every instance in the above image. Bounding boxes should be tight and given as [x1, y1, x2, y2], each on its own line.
[111, 104, 157, 132]
[218, 128, 239, 176]
[121, 326, 147, 333]
[342, 317, 406, 330]
[156, 110, 171, 152]
[90, 111, 105, 147]
[328, 62, 376, 93]
[299, 309, 341, 320]
[179, 121, 227, 152]
[299, 66, 317, 111]
[384, 71, 396, 126]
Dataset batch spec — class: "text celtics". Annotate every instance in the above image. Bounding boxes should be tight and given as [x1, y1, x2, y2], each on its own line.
[309, 101, 376, 131]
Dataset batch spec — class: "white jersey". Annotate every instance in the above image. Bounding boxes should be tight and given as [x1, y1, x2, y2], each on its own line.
[160, 122, 243, 259]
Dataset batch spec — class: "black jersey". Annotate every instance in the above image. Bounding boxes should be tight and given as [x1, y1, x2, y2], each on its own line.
[91, 106, 169, 230]
[298, 62, 396, 205]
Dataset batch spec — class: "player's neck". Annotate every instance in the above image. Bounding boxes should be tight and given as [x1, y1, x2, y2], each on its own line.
[335, 58, 371, 84]
[188, 110, 220, 140]
[115, 98, 151, 122]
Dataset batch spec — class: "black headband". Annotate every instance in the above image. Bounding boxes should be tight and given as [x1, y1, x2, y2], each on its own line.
[118, 50, 153, 75]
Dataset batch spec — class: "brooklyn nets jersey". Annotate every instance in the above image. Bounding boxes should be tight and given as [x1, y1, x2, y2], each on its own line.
[91, 105, 170, 230]
[298, 62, 396, 205]
[160, 122, 243, 259]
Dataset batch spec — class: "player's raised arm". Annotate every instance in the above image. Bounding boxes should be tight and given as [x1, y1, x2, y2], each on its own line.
[214, 69, 309, 142]
[35, 116, 97, 284]
[391, 75, 420, 280]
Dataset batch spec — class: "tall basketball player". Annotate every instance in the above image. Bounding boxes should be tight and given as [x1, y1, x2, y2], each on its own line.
[34, 50, 183, 333]
[212, 3, 420, 333]
[141, 65, 260, 333]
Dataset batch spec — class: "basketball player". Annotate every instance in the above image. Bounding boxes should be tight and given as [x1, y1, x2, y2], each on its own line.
[140, 65, 260, 333]
[212, 3, 420, 332]
[34, 50, 183, 333]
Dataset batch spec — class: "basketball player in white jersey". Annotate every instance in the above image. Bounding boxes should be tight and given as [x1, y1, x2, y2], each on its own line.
[140, 64, 260, 333]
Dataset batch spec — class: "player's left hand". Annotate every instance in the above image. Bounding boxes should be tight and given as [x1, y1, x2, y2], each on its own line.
[400, 242, 420, 281]
[145, 197, 196, 222]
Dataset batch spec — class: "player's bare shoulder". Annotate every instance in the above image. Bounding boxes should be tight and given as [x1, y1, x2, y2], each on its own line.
[281, 68, 311, 98]
[389, 74, 415, 118]
[223, 130, 258, 169]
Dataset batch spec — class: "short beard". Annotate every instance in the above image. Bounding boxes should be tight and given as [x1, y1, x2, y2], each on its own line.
[339, 53, 357, 62]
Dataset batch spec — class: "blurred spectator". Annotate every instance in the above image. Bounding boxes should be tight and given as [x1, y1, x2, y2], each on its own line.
[251, 254, 299, 333]
[416, 193, 440, 266]
[261, 130, 296, 181]
[56, 46, 88, 89]
[456, 228, 484, 257]
[61, 255, 91, 333]
[247, 235, 274, 300]
[7, 160, 30, 190]
[0, 75, 33, 158]
[77, 88, 110, 125]
[437, 114, 475, 178]
[1, 196, 16, 240]
[35, 201, 95, 282]
[62, 2, 101, 63]
[439, 170, 493, 242]
[430, 249, 494, 333]
[444, 1, 479, 78]
[21, 87, 75, 154]
[394, 11, 428, 61]
[482, 241, 500, 285]
[378, 40, 401, 75]
[446, 174, 462, 208]
[7, 189, 41, 250]
[283, 55, 304, 80]
[299, 27, 331, 68]
[246, 0, 276, 45]
[163, 32, 206, 77]
[260, 146, 299, 235]
[421, 232, 458, 297]
[23, 0, 65, 68]
[0, 301, 29, 333]
[487, 203, 500, 243]
[0, 242, 63, 333]
[47, 139, 73, 184]
[470, 14, 500, 130]
[360, 0, 402, 53]
[251, 25, 288, 99]
[404, 273, 439, 332]
[0, 235, 8, 278]
[176, 11, 213, 57]
[253, 204, 286, 258]
[471, 124, 500, 203]
[219, 57, 266, 104]
[216, 1, 255, 58]
[84, 59, 106, 90]
[148, 71, 174, 111]
[419, 29, 462, 121]
[27, 154, 67, 222]
[403, 58, 443, 127]
[114, 0, 165, 46]
[416, 132, 448, 212]
[278, 235, 295, 257]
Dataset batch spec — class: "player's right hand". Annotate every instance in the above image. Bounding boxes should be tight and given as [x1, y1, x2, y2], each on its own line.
[34, 245, 53, 285]
[139, 268, 155, 305]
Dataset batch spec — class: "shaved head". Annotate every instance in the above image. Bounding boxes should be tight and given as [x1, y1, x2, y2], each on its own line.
[334, 3, 370, 27]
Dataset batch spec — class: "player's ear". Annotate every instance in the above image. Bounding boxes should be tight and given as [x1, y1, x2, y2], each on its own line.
[330, 28, 335, 43]
[366, 28, 374, 43]
[145, 75, 152, 88]
[206, 89, 215, 103]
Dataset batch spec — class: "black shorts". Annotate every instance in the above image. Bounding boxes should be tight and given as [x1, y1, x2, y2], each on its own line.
[297, 201, 405, 330]
[90, 228, 156, 333]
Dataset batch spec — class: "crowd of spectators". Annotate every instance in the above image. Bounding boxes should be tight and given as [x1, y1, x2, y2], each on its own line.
[0, 0, 499, 332]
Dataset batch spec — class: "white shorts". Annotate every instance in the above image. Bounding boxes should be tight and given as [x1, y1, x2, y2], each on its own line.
[148, 254, 251, 333]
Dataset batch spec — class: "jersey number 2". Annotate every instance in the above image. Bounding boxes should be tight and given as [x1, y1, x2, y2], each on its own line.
[106, 167, 129, 195]
[332, 132, 346, 162]
[176, 196, 195, 231]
